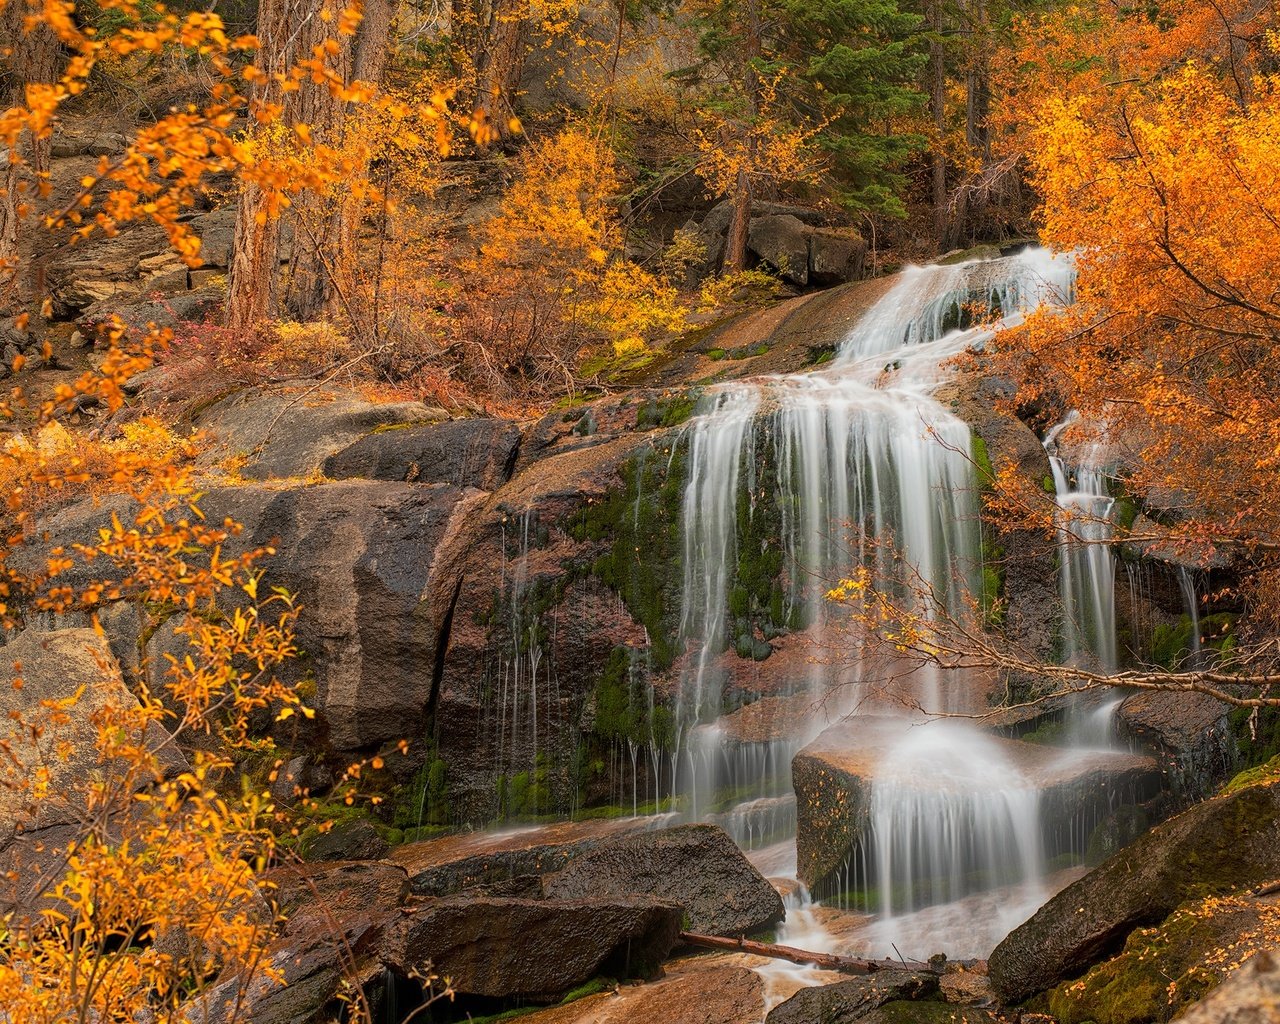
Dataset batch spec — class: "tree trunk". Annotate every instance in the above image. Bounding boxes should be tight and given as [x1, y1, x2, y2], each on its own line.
[928, 0, 948, 249]
[724, 0, 761, 274]
[473, 0, 527, 143]
[0, 0, 61, 309]
[225, 0, 300, 335]
[283, 0, 398, 326]
[678, 932, 934, 976]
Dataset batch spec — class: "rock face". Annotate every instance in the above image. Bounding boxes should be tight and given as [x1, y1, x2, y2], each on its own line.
[381, 895, 682, 1000]
[29, 479, 481, 755]
[1175, 949, 1280, 1024]
[541, 823, 784, 937]
[323, 417, 521, 489]
[988, 780, 1280, 1003]
[792, 717, 1161, 889]
[0, 628, 183, 844]
[765, 971, 940, 1024]
[194, 387, 448, 480]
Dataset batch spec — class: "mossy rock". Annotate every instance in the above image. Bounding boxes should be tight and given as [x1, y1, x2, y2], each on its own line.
[989, 779, 1280, 1003]
[1041, 895, 1277, 1024]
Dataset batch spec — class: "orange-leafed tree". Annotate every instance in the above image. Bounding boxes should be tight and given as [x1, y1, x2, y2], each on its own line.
[831, 0, 1280, 713]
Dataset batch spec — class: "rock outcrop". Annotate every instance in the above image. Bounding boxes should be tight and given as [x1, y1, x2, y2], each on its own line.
[381, 894, 682, 1000]
[988, 779, 1280, 1003]
[541, 823, 784, 937]
[390, 817, 673, 896]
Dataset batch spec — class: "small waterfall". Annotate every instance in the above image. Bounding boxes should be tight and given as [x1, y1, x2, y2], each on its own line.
[1045, 414, 1118, 671]
[865, 724, 1044, 918]
[1177, 566, 1204, 668]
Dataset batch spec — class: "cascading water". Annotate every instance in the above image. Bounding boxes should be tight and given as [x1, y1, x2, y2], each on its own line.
[1045, 414, 1118, 671]
[671, 248, 1085, 943]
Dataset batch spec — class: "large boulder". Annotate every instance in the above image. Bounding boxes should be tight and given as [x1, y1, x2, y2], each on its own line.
[193, 387, 448, 481]
[749, 215, 812, 286]
[381, 894, 682, 1000]
[541, 823, 784, 937]
[28, 479, 481, 754]
[988, 779, 1280, 1003]
[323, 417, 521, 490]
[1040, 889, 1280, 1024]
[793, 717, 1160, 889]
[765, 971, 940, 1024]
[390, 817, 674, 897]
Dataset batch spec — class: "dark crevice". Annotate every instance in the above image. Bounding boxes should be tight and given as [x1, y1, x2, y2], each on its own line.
[427, 575, 463, 737]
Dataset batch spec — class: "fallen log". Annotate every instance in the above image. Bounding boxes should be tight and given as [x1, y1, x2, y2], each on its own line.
[678, 931, 934, 976]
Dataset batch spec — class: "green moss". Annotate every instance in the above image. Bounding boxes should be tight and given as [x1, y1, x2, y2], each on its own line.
[1153, 612, 1237, 669]
[593, 646, 660, 747]
[1113, 495, 1138, 532]
[635, 391, 700, 430]
[706, 347, 727, 360]
[1041, 898, 1252, 1024]
[570, 440, 689, 670]
[970, 435, 995, 490]
[808, 345, 836, 366]
[1220, 753, 1280, 796]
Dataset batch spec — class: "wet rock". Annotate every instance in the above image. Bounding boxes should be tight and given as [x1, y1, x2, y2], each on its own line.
[194, 387, 448, 480]
[390, 817, 672, 897]
[323, 417, 521, 490]
[988, 780, 1280, 1003]
[765, 970, 940, 1024]
[1175, 948, 1280, 1024]
[541, 823, 785, 937]
[1118, 690, 1230, 760]
[793, 717, 1160, 889]
[381, 895, 682, 1000]
[269, 859, 411, 919]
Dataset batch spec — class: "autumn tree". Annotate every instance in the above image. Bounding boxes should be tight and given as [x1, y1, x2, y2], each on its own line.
[677, 0, 926, 270]
[834, 0, 1280, 711]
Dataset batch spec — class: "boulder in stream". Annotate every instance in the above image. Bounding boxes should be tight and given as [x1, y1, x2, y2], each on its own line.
[792, 717, 1161, 890]
[765, 970, 940, 1024]
[381, 894, 682, 1000]
[541, 823, 783, 937]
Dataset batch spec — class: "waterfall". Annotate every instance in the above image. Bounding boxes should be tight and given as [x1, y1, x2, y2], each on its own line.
[1178, 567, 1205, 668]
[671, 247, 1081, 920]
[1045, 414, 1118, 670]
[866, 723, 1044, 918]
